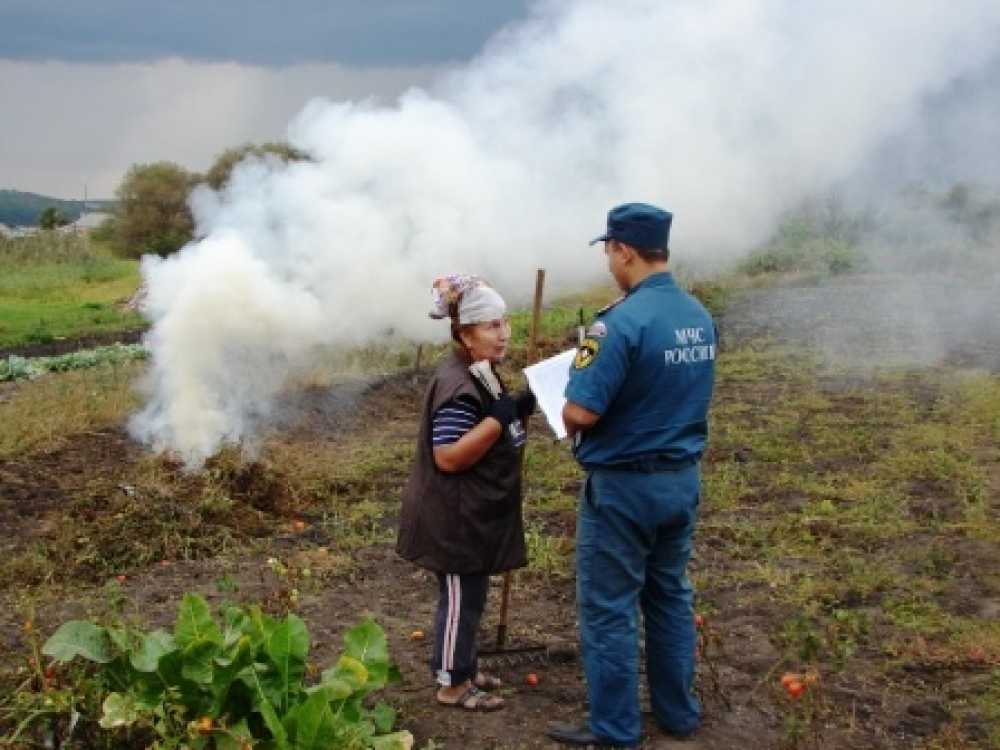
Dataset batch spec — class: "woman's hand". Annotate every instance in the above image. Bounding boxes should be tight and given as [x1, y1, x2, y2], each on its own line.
[514, 390, 536, 421]
[487, 394, 517, 431]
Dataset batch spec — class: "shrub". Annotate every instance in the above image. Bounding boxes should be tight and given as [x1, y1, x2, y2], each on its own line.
[38, 207, 71, 230]
[111, 162, 198, 259]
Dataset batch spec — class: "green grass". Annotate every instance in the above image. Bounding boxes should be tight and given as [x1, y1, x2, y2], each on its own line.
[524, 520, 574, 579]
[694, 328, 1000, 745]
[0, 234, 144, 347]
[0, 360, 143, 457]
[973, 670, 1000, 749]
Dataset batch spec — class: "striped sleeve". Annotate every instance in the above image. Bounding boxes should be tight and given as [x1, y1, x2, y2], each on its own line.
[432, 395, 482, 446]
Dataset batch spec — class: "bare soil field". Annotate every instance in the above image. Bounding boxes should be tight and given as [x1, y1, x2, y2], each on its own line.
[2, 277, 998, 749]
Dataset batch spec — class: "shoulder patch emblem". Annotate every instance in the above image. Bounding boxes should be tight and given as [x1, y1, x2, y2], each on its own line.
[574, 337, 600, 369]
[586, 320, 608, 338]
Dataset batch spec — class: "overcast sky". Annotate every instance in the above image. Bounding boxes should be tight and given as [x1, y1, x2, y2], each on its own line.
[0, 1, 530, 198]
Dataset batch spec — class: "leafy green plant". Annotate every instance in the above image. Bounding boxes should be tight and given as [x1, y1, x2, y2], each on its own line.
[827, 608, 868, 668]
[524, 521, 573, 579]
[0, 343, 148, 382]
[780, 614, 824, 662]
[778, 608, 868, 669]
[39, 593, 412, 749]
[0, 354, 41, 381]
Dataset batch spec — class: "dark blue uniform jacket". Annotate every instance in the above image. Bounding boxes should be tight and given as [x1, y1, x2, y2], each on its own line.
[565, 272, 716, 468]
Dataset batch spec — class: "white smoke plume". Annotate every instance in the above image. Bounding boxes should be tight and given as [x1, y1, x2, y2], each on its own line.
[130, 0, 1000, 465]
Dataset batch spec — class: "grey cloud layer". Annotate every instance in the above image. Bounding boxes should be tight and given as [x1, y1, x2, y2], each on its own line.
[0, 59, 441, 197]
[0, 0, 529, 66]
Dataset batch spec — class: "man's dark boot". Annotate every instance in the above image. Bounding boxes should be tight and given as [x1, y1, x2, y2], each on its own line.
[546, 721, 630, 748]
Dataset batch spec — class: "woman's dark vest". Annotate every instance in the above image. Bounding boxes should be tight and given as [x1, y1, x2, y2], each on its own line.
[396, 352, 527, 574]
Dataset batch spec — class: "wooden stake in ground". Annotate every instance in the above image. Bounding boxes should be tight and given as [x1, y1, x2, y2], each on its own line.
[496, 268, 545, 649]
[527, 269, 546, 364]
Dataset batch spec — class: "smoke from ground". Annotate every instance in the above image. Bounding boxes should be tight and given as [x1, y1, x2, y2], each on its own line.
[130, 0, 1000, 465]
[723, 276, 1000, 373]
[721, 179, 1000, 373]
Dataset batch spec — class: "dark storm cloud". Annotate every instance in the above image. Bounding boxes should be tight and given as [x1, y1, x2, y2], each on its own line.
[0, 0, 531, 66]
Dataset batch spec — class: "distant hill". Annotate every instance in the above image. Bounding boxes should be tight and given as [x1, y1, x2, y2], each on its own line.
[0, 190, 116, 227]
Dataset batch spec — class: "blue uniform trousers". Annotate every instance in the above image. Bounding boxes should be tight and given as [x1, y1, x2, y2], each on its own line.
[576, 463, 701, 746]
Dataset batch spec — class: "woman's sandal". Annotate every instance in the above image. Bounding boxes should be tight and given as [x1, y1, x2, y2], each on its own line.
[437, 685, 504, 712]
[474, 672, 502, 690]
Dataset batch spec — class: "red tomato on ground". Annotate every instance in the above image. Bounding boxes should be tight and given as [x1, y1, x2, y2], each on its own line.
[780, 672, 801, 688]
[785, 680, 805, 699]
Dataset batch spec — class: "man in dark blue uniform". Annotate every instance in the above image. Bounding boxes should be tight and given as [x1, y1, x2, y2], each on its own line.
[547, 203, 716, 748]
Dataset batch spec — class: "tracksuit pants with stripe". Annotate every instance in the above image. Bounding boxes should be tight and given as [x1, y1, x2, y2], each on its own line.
[433, 573, 489, 687]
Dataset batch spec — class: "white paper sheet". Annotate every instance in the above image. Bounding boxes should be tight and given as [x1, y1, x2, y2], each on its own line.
[523, 348, 576, 440]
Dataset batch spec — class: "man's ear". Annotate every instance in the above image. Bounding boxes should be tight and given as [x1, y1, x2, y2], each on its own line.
[619, 243, 638, 265]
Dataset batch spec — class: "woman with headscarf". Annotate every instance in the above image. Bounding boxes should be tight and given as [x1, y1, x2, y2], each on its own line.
[397, 274, 534, 712]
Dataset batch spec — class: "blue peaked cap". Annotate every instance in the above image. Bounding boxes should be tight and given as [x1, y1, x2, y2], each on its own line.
[589, 202, 672, 251]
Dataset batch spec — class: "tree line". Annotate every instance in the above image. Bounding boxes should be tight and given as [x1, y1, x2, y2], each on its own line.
[96, 142, 305, 259]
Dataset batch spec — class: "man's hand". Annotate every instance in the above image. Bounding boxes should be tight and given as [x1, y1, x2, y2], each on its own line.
[562, 400, 600, 438]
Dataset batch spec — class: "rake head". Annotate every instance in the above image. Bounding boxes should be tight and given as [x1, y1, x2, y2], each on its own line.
[478, 640, 578, 669]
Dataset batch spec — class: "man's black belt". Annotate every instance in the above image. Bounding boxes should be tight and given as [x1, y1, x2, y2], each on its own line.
[586, 454, 698, 473]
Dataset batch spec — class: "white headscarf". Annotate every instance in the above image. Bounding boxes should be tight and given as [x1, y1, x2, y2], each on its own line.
[429, 274, 507, 324]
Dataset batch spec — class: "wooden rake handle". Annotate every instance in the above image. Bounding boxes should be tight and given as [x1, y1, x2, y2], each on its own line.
[496, 268, 545, 649]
